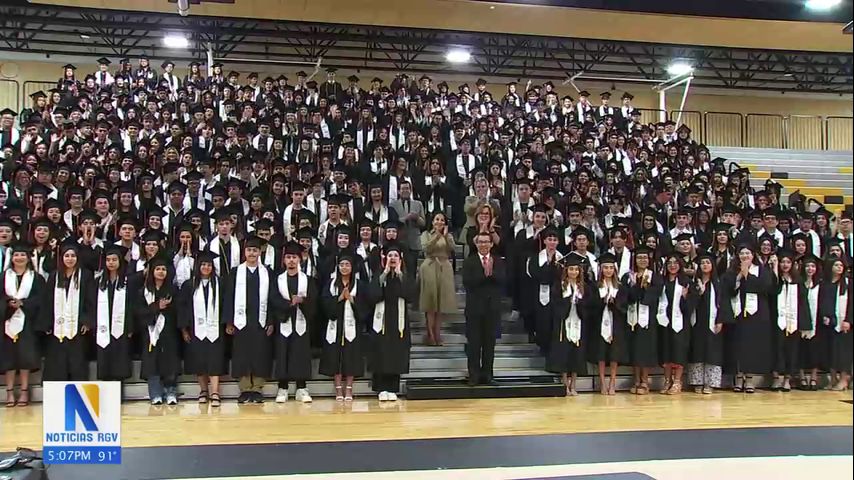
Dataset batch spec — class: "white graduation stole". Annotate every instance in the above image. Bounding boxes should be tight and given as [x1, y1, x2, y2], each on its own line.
[835, 287, 849, 333]
[193, 279, 220, 342]
[327, 281, 358, 344]
[372, 275, 406, 337]
[536, 250, 562, 306]
[53, 272, 81, 341]
[233, 264, 269, 330]
[277, 271, 308, 337]
[96, 280, 127, 348]
[803, 283, 820, 339]
[263, 244, 277, 269]
[730, 265, 759, 317]
[609, 247, 631, 279]
[690, 280, 718, 333]
[562, 284, 582, 345]
[143, 288, 166, 349]
[776, 280, 799, 334]
[627, 270, 652, 330]
[4, 270, 34, 341]
[657, 280, 684, 332]
[599, 284, 618, 343]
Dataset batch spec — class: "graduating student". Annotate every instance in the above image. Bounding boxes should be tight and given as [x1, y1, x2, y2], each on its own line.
[511, 203, 548, 338]
[770, 250, 810, 392]
[1, 243, 46, 407]
[39, 241, 95, 382]
[720, 241, 775, 393]
[95, 245, 135, 383]
[687, 253, 725, 394]
[657, 253, 698, 395]
[623, 245, 663, 395]
[546, 254, 595, 396]
[135, 256, 181, 405]
[798, 254, 823, 391]
[462, 231, 507, 386]
[208, 209, 242, 281]
[819, 256, 852, 391]
[588, 253, 627, 395]
[178, 250, 228, 408]
[273, 241, 318, 404]
[528, 226, 564, 353]
[320, 253, 367, 401]
[366, 244, 417, 401]
[226, 236, 275, 404]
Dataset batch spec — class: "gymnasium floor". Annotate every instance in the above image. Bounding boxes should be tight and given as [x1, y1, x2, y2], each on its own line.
[1, 391, 851, 479]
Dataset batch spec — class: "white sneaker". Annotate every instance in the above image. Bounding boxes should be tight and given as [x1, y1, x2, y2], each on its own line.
[166, 394, 178, 405]
[150, 396, 163, 405]
[275, 388, 288, 403]
[386, 392, 398, 401]
[295, 388, 313, 403]
[378, 391, 389, 401]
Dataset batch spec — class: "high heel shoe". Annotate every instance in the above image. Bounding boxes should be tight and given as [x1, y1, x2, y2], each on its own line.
[344, 385, 354, 401]
[17, 388, 28, 407]
[733, 375, 744, 393]
[660, 378, 672, 394]
[608, 381, 616, 396]
[744, 376, 756, 394]
[809, 379, 818, 391]
[5, 388, 15, 408]
[335, 385, 344, 402]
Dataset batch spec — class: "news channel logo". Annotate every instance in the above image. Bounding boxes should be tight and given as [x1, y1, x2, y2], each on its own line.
[42, 382, 122, 465]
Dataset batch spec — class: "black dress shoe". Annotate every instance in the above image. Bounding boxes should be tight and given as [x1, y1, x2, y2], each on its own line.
[252, 391, 265, 403]
[237, 392, 248, 404]
[467, 378, 479, 387]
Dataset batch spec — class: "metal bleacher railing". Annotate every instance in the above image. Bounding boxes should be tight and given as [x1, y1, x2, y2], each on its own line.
[4, 80, 852, 151]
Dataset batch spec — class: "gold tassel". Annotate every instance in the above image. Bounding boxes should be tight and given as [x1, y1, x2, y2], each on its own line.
[12, 335, 18, 343]
[149, 343, 153, 352]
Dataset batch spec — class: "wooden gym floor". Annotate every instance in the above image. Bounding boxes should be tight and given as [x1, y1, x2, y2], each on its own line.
[1, 390, 851, 479]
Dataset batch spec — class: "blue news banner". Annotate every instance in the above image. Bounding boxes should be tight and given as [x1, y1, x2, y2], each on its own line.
[42, 382, 122, 465]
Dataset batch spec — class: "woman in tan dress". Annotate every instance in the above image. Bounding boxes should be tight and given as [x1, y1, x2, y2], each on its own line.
[419, 212, 458, 345]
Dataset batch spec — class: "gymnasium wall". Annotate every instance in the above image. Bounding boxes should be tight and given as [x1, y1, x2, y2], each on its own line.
[3, 59, 852, 150]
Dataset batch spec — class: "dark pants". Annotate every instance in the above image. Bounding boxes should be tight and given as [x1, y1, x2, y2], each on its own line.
[466, 310, 497, 383]
[372, 373, 400, 393]
[278, 380, 307, 389]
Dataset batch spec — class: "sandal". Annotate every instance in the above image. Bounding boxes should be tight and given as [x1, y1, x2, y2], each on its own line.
[660, 378, 672, 395]
[733, 375, 744, 393]
[629, 383, 639, 394]
[702, 386, 713, 395]
[637, 382, 649, 395]
[335, 385, 344, 402]
[694, 386, 704, 394]
[198, 390, 209, 404]
[744, 376, 755, 394]
[17, 388, 28, 407]
[209, 393, 221, 407]
[5, 388, 16, 408]
[344, 385, 353, 402]
[608, 381, 616, 396]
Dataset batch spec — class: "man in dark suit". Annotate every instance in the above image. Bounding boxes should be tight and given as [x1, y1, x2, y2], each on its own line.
[462, 231, 507, 386]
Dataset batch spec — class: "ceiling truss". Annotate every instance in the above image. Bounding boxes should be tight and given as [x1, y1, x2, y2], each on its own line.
[0, 3, 850, 94]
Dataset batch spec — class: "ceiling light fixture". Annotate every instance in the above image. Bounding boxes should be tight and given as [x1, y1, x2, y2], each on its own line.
[162, 34, 190, 49]
[805, 0, 842, 10]
[666, 62, 694, 76]
[445, 49, 472, 64]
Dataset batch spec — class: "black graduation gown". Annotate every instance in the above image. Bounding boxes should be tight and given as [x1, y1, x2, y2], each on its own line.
[512, 230, 542, 331]
[720, 265, 775, 374]
[271, 272, 317, 381]
[319, 279, 367, 377]
[366, 273, 416, 375]
[689, 279, 726, 366]
[587, 283, 629, 365]
[134, 282, 181, 380]
[227, 265, 275, 378]
[95, 276, 135, 380]
[178, 277, 229, 376]
[799, 282, 825, 370]
[819, 280, 853, 373]
[528, 251, 562, 352]
[657, 277, 698, 366]
[38, 270, 96, 381]
[546, 282, 595, 374]
[771, 278, 811, 376]
[621, 271, 663, 368]
[0, 272, 46, 372]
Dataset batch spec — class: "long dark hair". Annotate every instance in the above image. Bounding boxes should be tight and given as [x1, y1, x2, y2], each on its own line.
[191, 256, 218, 294]
[98, 252, 128, 291]
[826, 256, 849, 295]
[144, 259, 173, 292]
[56, 244, 81, 289]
